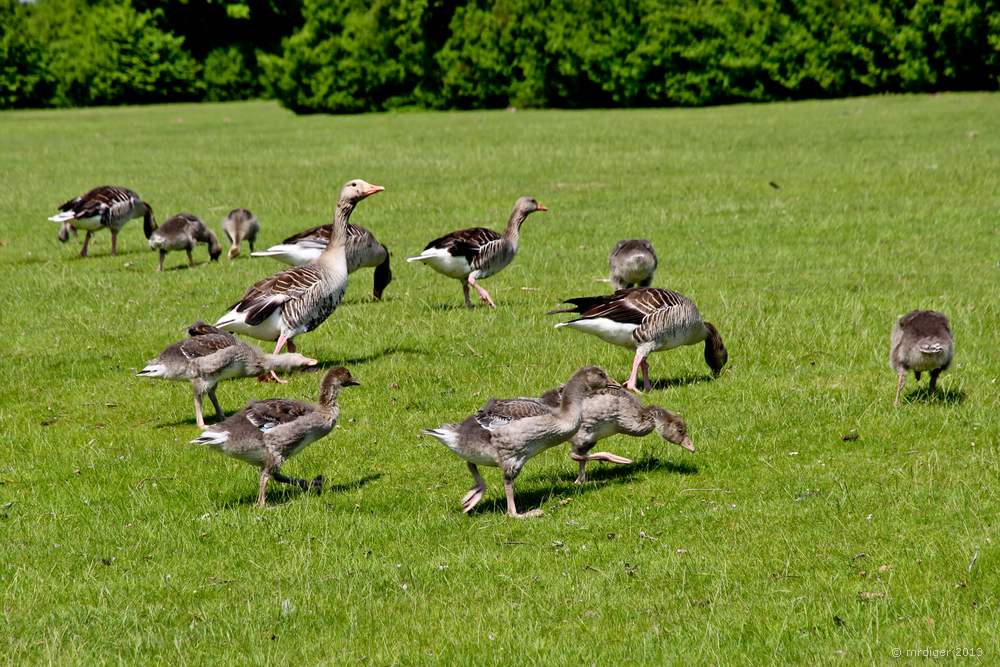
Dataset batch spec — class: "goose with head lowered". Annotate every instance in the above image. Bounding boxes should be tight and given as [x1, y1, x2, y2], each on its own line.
[252, 223, 393, 300]
[406, 196, 546, 308]
[138, 322, 317, 428]
[890, 309, 954, 406]
[609, 239, 657, 290]
[49, 185, 157, 257]
[549, 287, 727, 392]
[190, 367, 359, 508]
[222, 208, 260, 259]
[422, 366, 614, 518]
[214, 179, 384, 381]
[148, 213, 222, 271]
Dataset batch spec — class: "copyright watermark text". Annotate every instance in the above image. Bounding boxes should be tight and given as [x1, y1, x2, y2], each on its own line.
[891, 647, 984, 659]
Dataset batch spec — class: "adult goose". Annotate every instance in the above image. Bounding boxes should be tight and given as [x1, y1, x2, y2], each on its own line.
[538, 383, 693, 484]
[890, 310, 954, 405]
[214, 179, 384, 381]
[252, 223, 393, 300]
[549, 288, 727, 392]
[190, 367, 360, 507]
[609, 239, 657, 290]
[422, 366, 613, 518]
[222, 208, 260, 259]
[406, 196, 546, 308]
[148, 213, 222, 271]
[49, 185, 156, 257]
[138, 322, 318, 428]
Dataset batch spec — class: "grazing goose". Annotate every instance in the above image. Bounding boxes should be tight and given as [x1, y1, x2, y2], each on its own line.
[190, 367, 359, 507]
[890, 309, 954, 405]
[538, 384, 693, 483]
[138, 322, 318, 428]
[422, 366, 613, 518]
[49, 185, 157, 257]
[148, 213, 222, 271]
[214, 179, 384, 381]
[406, 196, 547, 308]
[549, 288, 727, 392]
[222, 208, 260, 259]
[252, 223, 393, 300]
[609, 239, 657, 290]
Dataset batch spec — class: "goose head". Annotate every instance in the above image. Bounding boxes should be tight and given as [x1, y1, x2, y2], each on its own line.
[514, 196, 548, 217]
[267, 352, 319, 373]
[647, 406, 695, 452]
[703, 322, 728, 378]
[341, 179, 385, 204]
[142, 202, 157, 239]
[318, 366, 361, 407]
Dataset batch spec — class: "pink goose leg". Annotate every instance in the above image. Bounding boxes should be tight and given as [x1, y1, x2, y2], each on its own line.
[468, 275, 495, 308]
[259, 334, 291, 384]
[625, 349, 646, 392]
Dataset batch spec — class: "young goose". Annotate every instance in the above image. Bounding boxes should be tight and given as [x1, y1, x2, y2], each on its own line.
[538, 384, 693, 483]
[222, 208, 260, 259]
[214, 179, 384, 381]
[609, 239, 658, 290]
[138, 322, 317, 428]
[890, 309, 954, 405]
[422, 366, 614, 518]
[190, 367, 359, 508]
[406, 196, 547, 308]
[549, 288, 727, 392]
[49, 185, 157, 257]
[148, 213, 222, 271]
[252, 223, 393, 300]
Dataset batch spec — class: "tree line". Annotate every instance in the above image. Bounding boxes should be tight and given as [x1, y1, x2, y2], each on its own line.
[3, 0, 998, 112]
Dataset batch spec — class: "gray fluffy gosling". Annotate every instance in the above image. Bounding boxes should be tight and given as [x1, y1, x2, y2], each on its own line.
[609, 239, 658, 290]
[138, 322, 317, 428]
[422, 366, 614, 518]
[539, 383, 694, 483]
[148, 213, 222, 271]
[890, 309, 954, 406]
[222, 208, 260, 259]
[190, 366, 359, 507]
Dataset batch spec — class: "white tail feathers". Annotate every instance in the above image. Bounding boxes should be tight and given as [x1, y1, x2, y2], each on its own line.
[406, 248, 447, 263]
[421, 426, 459, 449]
[919, 342, 945, 354]
[137, 364, 168, 377]
[191, 430, 229, 446]
[49, 211, 76, 223]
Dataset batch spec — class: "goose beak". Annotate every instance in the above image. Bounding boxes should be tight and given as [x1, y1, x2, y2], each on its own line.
[344, 378, 361, 387]
[607, 378, 623, 390]
[363, 184, 385, 197]
[536, 203, 548, 212]
[305, 358, 319, 367]
[679, 436, 695, 452]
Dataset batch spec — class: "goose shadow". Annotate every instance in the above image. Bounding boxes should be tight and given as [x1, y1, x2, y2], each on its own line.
[902, 385, 966, 405]
[472, 456, 697, 515]
[220, 472, 382, 508]
[313, 345, 425, 368]
[647, 374, 716, 391]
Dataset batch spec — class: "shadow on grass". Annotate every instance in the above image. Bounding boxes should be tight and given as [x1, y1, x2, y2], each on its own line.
[220, 472, 382, 508]
[903, 385, 966, 405]
[647, 374, 716, 391]
[472, 455, 697, 516]
[314, 345, 425, 367]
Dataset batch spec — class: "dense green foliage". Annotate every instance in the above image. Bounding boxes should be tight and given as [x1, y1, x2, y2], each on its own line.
[1, 0, 999, 110]
[2, 94, 999, 663]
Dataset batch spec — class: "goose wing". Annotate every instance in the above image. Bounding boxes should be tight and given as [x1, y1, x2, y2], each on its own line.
[59, 186, 136, 224]
[245, 399, 314, 433]
[424, 227, 501, 263]
[281, 224, 332, 250]
[178, 333, 237, 360]
[474, 397, 551, 430]
[227, 264, 325, 326]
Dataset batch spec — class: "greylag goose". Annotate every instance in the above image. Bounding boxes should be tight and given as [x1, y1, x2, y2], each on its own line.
[406, 196, 546, 308]
[190, 366, 359, 507]
[890, 310, 954, 405]
[214, 179, 384, 381]
[549, 288, 727, 392]
[148, 213, 222, 271]
[49, 185, 156, 257]
[252, 223, 392, 300]
[538, 384, 693, 483]
[222, 208, 260, 259]
[422, 366, 613, 518]
[138, 322, 317, 428]
[609, 239, 657, 290]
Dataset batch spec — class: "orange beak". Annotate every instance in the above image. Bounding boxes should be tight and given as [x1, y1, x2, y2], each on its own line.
[363, 184, 385, 197]
[536, 203, 548, 212]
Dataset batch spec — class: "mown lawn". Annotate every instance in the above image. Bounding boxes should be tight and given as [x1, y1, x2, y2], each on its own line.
[1, 94, 998, 664]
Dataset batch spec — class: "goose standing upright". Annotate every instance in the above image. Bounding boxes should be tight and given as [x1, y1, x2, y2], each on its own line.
[49, 185, 156, 257]
[214, 179, 384, 381]
[406, 196, 547, 308]
[138, 322, 318, 428]
[190, 367, 360, 507]
[609, 239, 658, 290]
[890, 309, 954, 405]
[422, 366, 613, 518]
[222, 208, 260, 259]
[252, 223, 393, 300]
[549, 288, 727, 392]
[538, 384, 693, 483]
[148, 213, 222, 271]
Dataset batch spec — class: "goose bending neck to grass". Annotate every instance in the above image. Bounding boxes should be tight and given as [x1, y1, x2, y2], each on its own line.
[253, 223, 393, 300]
[890, 309, 954, 405]
[222, 208, 260, 259]
[609, 239, 657, 290]
[549, 288, 727, 392]
[190, 367, 359, 508]
[138, 322, 317, 428]
[539, 384, 693, 483]
[406, 196, 546, 308]
[214, 179, 384, 381]
[49, 185, 156, 257]
[148, 213, 222, 271]
[422, 366, 613, 518]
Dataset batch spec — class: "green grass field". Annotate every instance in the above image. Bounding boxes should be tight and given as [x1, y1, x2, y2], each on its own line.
[2, 94, 999, 664]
